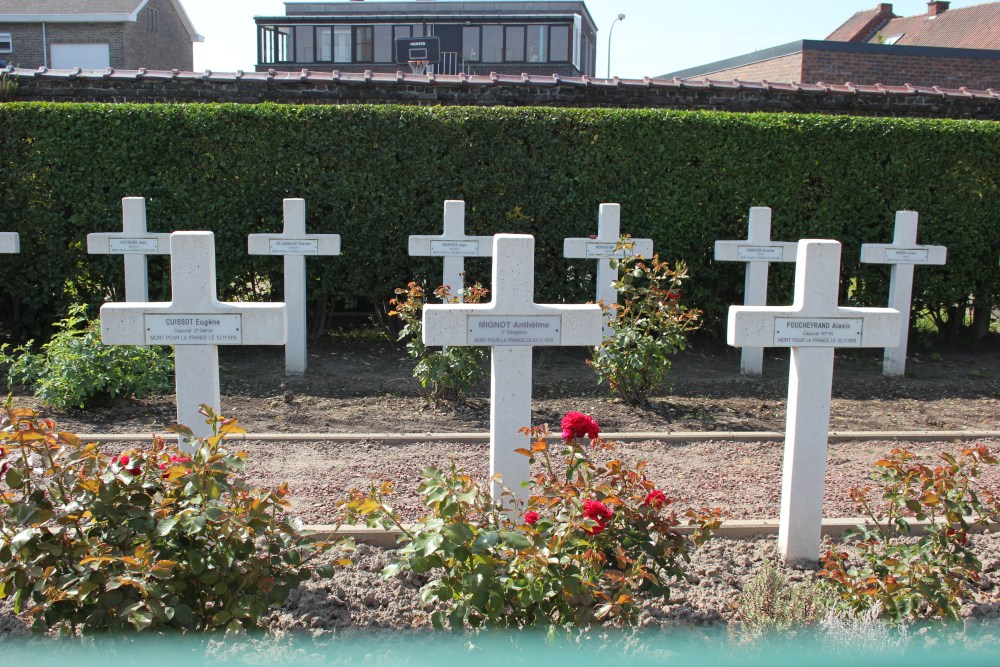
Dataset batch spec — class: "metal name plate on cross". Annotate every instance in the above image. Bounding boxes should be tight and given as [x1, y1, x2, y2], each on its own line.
[860, 211, 946, 377]
[408, 200, 492, 300]
[714, 206, 797, 376]
[87, 197, 171, 302]
[727, 240, 900, 564]
[423, 234, 602, 501]
[101, 232, 287, 448]
[248, 198, 342, 375]
[563, 204, 653, 336]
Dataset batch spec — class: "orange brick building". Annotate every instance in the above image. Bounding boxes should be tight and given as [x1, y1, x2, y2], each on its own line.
[663, 1, 1000, 90]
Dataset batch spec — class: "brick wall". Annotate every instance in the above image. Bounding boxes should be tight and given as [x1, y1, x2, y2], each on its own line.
[686, 53, 803, 84]
[123, 0, 194, 71]
[7, 72, 999, 120]
[0, 24, 46, 69]
[802, 50, 1000, 89]
[259, 63, 584, 78]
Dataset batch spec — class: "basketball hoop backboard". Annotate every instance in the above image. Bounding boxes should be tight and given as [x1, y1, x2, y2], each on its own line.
[394, 36, 441, 65]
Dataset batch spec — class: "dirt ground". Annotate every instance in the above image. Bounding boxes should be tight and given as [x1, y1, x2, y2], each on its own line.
[15, 333, 1000, 436]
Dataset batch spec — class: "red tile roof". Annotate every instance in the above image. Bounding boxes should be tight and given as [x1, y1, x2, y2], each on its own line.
[827, 6, 895, 42]
[875, 2, 1000, 49]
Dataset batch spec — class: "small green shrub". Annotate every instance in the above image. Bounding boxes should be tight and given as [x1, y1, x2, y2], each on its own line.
[0, 403, 347, 635]
[732, 559, 828, 642]
[0, 72, 16, 100]
[0, 304, 173, 409]
[588, 252, 702, 405]
[345, 411, 721, 630]
[818, 445, 1000, 622]
[389, 281, 488, 403]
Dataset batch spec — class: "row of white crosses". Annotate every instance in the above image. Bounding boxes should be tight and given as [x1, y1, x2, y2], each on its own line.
[717, 207, 947, 378]
[89, 197, 341, 377]
[410, 201, 652, 335]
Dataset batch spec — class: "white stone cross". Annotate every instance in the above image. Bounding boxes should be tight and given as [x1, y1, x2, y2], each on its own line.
[563, 203, 654, 336]
[248, 198, 342, 375]
[408, 200, 492, 300]
[860, 211, 947, 377]
[423, 234, 602, 502]
[87, 197, 171, 302]
[727, 240, 900, 564]
[714, 207, 797, 376]
[0, 232, 19, 254]
[101, 232, 287, 448]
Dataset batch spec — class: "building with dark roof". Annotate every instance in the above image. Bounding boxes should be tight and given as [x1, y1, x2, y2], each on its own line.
[662, 1, 1000, 90]
[0, 0, 202, 70]
[254, 1, 599, 77]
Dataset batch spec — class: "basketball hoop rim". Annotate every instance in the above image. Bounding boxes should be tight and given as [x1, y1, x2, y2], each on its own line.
[408, 59, 429, 74]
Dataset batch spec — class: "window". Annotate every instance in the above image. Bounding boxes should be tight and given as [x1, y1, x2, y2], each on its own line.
[296, 26, 314, 63]
[0, 33, 11, 54]
[147, 8, 159, 33]
[882, 33, 904, 45]
[504, 26, 525, 62]
[549, 25, 569, 62]
[482, 25, 502, 62]
[527, 26, 546, 63]
[259, 26, 292, 64]
[354, 26, 374, 62]
[316, 27, 332, 61]
[334, 26, 351, 63]
[374, 25, 392, 62]
[462, 26, 480, 61]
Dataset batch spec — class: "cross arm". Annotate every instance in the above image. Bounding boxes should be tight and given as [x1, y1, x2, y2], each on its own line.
[859, 243, 947, 265]
[248, 233, 342, 256]
[87, 232, 172, 255]
[728, 305, 900, 348]
[563, 237, 654, 259]
[101, 302, 287, 345]
[0, 232, 20, 253]
[714, 240, 797, 262]
[408, 235, 493, 257]
[423, 303, 601, 347]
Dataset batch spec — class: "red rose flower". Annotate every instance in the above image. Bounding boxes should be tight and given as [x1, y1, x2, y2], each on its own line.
[113, 454, 141, 475]
[643, 490, 668, 509]
[0, 461, 9, 477]
[947, 528, 969, 545]
[582, 499, 613, 535]
[561, 411, 600, 441]
[524, 511, 540, 526]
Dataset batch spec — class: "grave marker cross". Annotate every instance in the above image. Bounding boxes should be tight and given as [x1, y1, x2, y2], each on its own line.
[563, 204, 654, 337]
[727, 240, 900, 564]
[248, 198, 342, 375]
[860, 211, 947, 377]
[87, 197, 171, 302]
[714, 206, 797, 375]
[408, 200, 492, 300]
[423, 234, 602, 501]
[101, 232, 287, 448]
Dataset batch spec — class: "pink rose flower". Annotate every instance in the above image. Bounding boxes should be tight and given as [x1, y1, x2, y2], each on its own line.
[561, 411, 600, 441]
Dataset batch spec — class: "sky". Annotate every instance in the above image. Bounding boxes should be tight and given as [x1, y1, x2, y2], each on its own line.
[186, 0, 986, 78]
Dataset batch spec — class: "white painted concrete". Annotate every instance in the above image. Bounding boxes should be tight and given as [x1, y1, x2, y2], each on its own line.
[87, 197, 171, 302]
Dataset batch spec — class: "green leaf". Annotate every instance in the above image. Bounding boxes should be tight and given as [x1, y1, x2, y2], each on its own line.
[500, 531, 532, 549]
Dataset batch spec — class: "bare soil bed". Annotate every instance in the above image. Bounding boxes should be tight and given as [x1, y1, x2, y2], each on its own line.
[3, 336, 1000, 638]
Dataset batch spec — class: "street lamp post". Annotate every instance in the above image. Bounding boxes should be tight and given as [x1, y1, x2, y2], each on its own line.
[606, 13, 625, 79]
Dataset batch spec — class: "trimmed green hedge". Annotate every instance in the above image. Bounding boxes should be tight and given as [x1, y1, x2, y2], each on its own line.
[0, 103, 996, 343]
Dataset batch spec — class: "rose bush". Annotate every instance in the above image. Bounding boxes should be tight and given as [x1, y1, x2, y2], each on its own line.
[345, 411, 721, 630]
[0, 402, 348, 634]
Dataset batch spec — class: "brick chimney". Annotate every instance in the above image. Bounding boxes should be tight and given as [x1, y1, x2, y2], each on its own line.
[927, 1, 950, 16]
